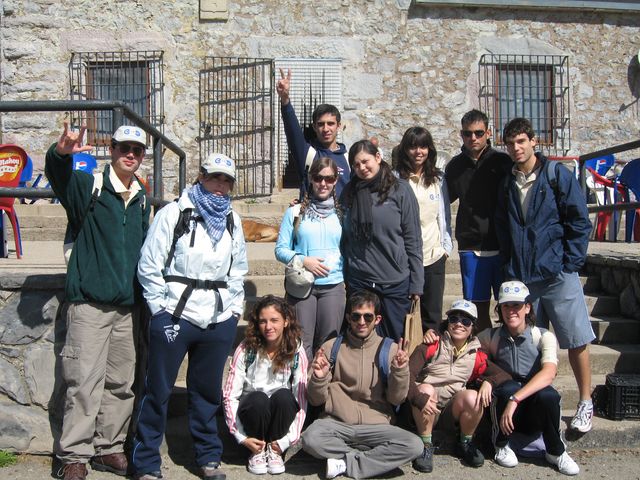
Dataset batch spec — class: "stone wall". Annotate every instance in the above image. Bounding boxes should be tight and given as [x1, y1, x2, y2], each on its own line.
[584, 255, 640, 320]
[0, 0, 639, 196]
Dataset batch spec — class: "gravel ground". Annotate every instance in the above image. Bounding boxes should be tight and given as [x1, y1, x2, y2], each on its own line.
[2, 448, 640, 480]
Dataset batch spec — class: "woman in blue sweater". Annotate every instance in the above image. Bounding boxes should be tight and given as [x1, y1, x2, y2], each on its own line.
[275, 157, 344, 360]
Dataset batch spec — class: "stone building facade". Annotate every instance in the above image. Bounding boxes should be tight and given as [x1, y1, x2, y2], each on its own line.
[0, 0, 639, 196]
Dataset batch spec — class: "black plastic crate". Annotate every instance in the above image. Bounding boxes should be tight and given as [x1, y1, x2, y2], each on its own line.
[606, 374, 640, 420]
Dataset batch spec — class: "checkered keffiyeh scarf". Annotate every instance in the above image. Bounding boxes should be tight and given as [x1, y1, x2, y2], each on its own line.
[188, 182, 231, 245]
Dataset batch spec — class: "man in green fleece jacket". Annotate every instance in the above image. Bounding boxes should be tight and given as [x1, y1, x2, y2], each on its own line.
[46, 123, 150, 480]
[302, 290, 423, 479]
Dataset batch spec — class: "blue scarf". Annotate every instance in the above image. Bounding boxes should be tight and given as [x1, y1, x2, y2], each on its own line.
[188, 182, 231, 245]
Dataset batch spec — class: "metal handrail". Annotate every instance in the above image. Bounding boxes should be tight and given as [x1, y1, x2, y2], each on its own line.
[0, 100, 187, 198]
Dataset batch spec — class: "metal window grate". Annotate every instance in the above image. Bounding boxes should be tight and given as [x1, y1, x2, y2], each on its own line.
[274, 58, 342, 188]
[69, 50, 164, 158]
[199, 57, 274, 199]
[479, 54, 570, 155]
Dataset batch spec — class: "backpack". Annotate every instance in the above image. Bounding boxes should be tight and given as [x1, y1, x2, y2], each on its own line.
[487, 325, 543, 358]
[62, 172, 146, 265]
[162, 204, 235, 319]
[244, 348, 300, 386]
[329, 334, 394, 385]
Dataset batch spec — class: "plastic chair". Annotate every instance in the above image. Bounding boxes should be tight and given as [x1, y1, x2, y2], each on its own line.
[618, 159, 640, 242]
[585, 167, 624, 241]
[72, 152, 97, 174]
[584, 154, 615, 177]
[0, 144, 28, 258]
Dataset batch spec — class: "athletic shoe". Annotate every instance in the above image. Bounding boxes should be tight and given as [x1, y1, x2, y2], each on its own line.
[412, 444, 434, 473]
[326, 458, 346, 479]
[247, 450, 268, 475]
[266, 445, 285, 475]
[456, 440, 484, 467]
[570, 401, 594, 433]
[494, 444, 518, 468]
[545, 451, 580, 475]
[201, 461, 226, 479]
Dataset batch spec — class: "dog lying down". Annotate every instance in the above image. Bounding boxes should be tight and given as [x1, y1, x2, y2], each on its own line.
[241, 219, 279, 242]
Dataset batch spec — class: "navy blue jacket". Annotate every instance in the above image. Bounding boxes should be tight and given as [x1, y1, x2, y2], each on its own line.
[280, 102, 349, 198]
[495, 153, 591, 283]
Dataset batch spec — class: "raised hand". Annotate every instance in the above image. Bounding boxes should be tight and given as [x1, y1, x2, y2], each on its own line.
[276, 68, 291, 105]
[312, 347, 330, 379]
[392, 338, 409, 369]
[303, 256, 330, 278]
[55, 122, 94, 156]
[422, 329, 439, 345]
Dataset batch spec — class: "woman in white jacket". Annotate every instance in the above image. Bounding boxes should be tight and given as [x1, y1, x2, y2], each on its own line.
[395, 127, 452, 332]
[223, 295, 308, 475]
[133, 153, 248, 480]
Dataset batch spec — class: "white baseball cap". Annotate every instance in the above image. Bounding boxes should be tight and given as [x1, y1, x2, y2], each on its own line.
[498, 281, 530, 304]
[446, 299, 478, 320]
[112, 126, 147, 147]
[201, 152, 236, 180]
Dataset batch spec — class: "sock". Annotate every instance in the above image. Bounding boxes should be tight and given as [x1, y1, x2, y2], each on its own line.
[460, 433, 473, 444]
[420, 434, 432, 446]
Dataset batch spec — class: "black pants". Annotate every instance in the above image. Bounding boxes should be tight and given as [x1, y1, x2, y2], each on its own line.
[492, 380, 564, 456]
[421, 255, 446, 332]
[238, 389, 299, 443]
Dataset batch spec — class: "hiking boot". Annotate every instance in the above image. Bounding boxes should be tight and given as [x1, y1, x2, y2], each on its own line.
[494, 443, 518, 468]
[456, 440, 484, 467]
[546, 451, 580, 475]
[570, 401, 593, 433]
[201, 461, 226, 479]
[91, 453, 128, 476]
[412, 444, 434, 473]
[326, 458, 346, 479]
[62, 463, 87, 480]
[247, 450, 268, 475]
[266, 445, 285, 475]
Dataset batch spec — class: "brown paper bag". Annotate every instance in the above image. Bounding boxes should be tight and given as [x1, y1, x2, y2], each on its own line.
[404, 298, 423, 356]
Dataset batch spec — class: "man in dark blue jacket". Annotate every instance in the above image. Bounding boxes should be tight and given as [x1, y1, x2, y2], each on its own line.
[276, 68, 349, 198]
[495, 117, 595, 434]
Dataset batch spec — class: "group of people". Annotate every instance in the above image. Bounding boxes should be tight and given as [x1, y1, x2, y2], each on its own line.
[48, 67, 594, 480]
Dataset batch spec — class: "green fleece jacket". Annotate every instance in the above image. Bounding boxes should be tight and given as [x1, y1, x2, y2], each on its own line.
[45, 144, 150, 306]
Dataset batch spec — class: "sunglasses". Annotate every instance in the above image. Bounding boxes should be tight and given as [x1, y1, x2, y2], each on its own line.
[117, 143, 145, 156]
[312, 174, 337, 184]
[447, 314, 474, 327]
[461, 129, 486, 139]
[349, 312, 376, 323]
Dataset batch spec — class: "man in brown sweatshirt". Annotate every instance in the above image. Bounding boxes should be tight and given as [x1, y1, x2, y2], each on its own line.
[302, 290, 423, 479]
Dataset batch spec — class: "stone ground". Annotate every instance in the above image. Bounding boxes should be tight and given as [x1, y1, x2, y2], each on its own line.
[2, 447, 640, 480]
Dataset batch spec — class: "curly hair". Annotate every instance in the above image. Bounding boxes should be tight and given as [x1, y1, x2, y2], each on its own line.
[395, 127, 441, 188]
[346, 139, 398, 205]
[296, 157, 343, 234]
[244, 295, 302, 372]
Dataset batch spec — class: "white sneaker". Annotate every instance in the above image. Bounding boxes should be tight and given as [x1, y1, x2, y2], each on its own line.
[326, 457, 346, 479]
[546, 451, 580, 475]
[266, 445, 285, 475]
[570, 401, 594, 433]
[247, 449, 268, 475]
[494, 444, 518, 468]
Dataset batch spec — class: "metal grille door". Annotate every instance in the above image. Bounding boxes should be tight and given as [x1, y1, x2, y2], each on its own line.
[274, 58, 342, 188]
[199, 57, 274, 198]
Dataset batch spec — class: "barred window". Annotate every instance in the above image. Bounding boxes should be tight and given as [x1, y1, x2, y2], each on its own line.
[69, 51, 164, 157]
[479, 54, 570, 155]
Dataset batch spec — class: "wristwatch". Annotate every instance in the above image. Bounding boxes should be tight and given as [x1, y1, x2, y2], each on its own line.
[509, 394, 521, 405]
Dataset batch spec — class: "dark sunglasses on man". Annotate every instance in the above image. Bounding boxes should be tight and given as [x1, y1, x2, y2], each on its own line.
[461, 129, 486, 139]
[349, 312, 376, 323]
[115, 143, 145, 156]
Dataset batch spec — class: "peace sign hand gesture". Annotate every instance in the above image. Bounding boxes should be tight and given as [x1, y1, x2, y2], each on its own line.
[276, 68, 291, 106]
[55, 122, 94, 156]
[391, 338, 409, 369]
[312, 347, 330, 379]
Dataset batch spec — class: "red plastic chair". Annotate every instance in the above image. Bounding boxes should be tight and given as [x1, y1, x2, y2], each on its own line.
[0, 144, 28, 258]
[585, 167, 626, 241]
